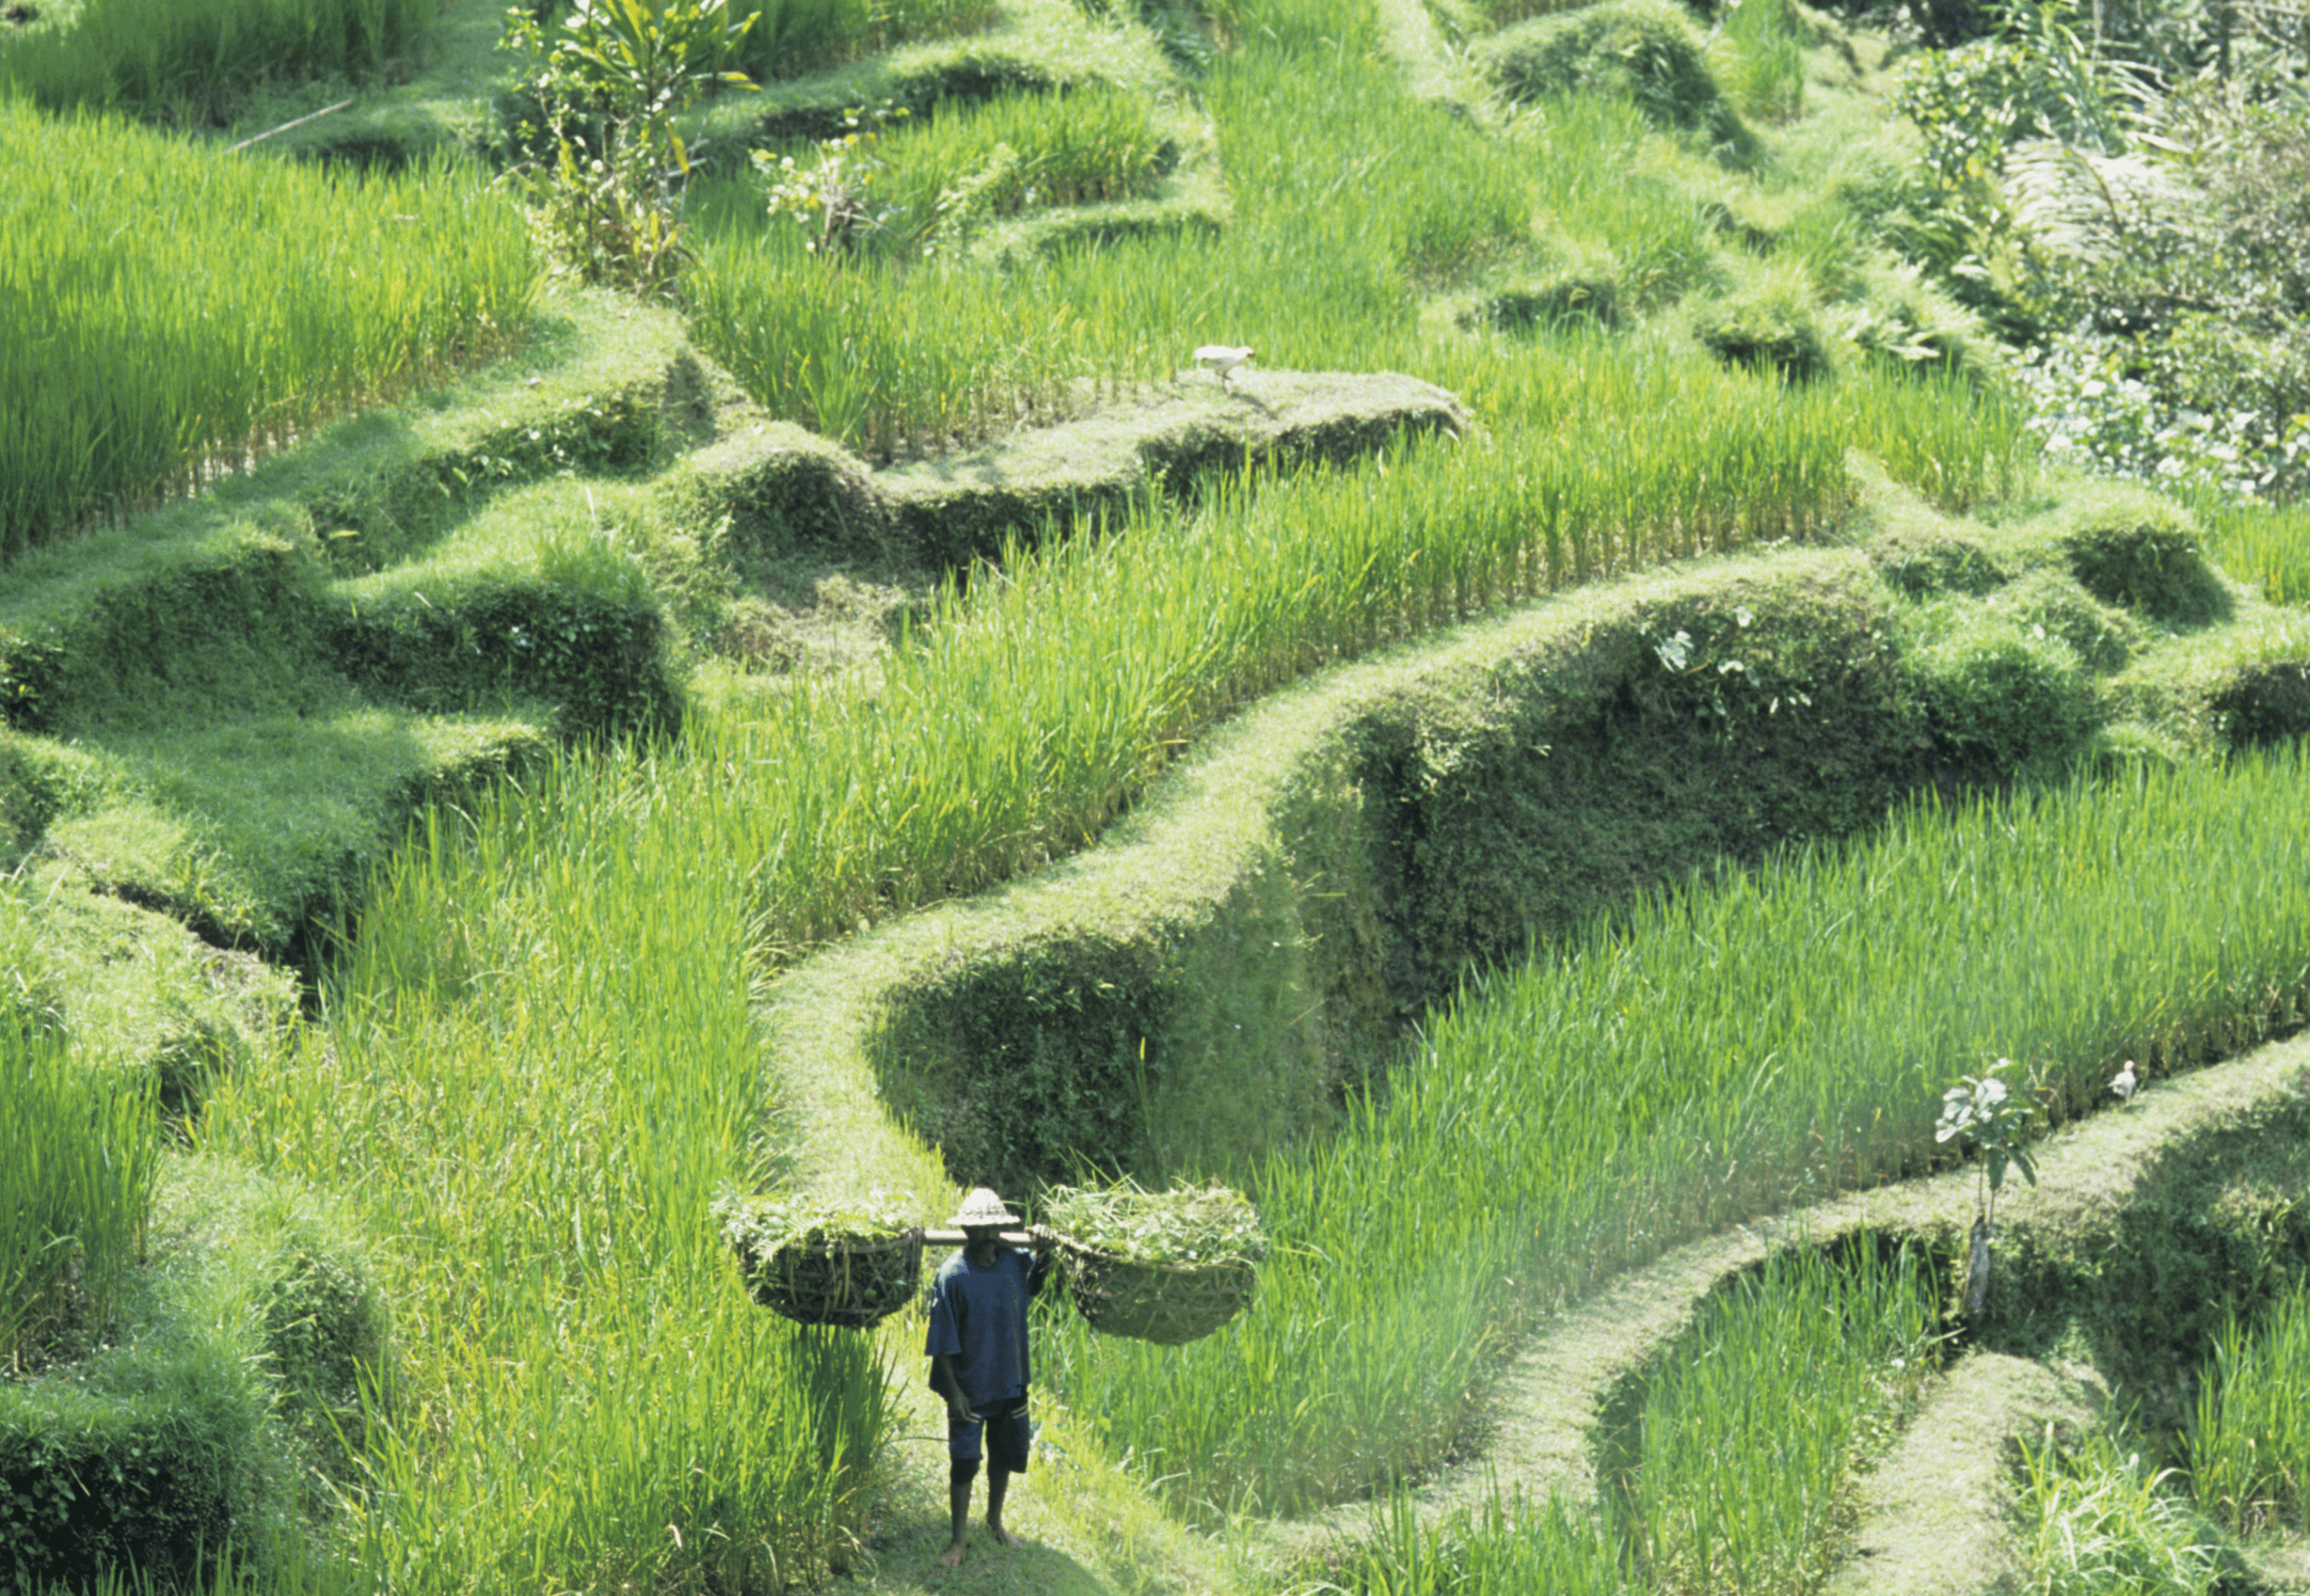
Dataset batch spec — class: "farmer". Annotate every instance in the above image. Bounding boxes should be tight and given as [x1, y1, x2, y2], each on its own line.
[926, 1187, 1055, 1568]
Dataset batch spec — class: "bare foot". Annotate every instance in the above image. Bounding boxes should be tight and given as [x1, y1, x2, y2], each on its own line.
[937, 1539, 966, 1568]
[985, 1521, 1018, 1547]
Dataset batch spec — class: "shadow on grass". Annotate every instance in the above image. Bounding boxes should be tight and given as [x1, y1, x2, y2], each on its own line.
[861, 1499, 1117, 1594]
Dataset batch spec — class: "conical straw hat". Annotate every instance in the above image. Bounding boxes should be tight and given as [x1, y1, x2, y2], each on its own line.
[949, 1187, 1020, 1227]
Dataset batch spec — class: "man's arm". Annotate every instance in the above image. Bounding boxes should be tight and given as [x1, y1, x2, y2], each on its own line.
[929, 1353, 971, 1419]
[1025, 1225, 1058, 1296]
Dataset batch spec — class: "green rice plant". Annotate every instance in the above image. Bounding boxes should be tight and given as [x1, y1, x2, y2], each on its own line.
[1326, 1489, 1627, 1595]
[876, 87, 1172, 237]
[2018, 1428, 2221, 1596]
[1609, 1239, 1940, 1593]
[200, 750, 891, 1590]
[1840, 363, 2040, 512]
[2196, 496, 2310, 608]
[0, 0, 433, 117]
[0, 1020, 162, 1362]
[1049, 750, 2310, 1514]
[0, 104, 536, 559]
[1709, 0, 1807, 124]
[2190, 1285, 2310, 1534]
[525, 0, 996, 81]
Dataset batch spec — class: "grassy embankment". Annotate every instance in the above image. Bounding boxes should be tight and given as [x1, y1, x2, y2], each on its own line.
[14, 0, 2310, 1588]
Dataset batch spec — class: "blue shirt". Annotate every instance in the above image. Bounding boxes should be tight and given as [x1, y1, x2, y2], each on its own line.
[924, 1247, 1041, 1411]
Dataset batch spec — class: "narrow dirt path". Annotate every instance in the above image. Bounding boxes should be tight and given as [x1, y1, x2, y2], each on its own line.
[1245, 1031, 2310, 1584]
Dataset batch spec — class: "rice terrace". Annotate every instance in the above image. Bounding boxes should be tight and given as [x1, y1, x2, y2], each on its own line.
[9, 0, 2310, 1587]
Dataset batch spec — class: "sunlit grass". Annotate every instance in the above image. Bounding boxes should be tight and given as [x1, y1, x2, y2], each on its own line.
[2191, 1285, 2310, 1536]
[1052, 751, 2310, 1515]
[0, 877, 160, 1361]
[0, 103, 536, 558]
[200, 753, 886, 1591]
[1610, 1239, 1939, 1593]
[0, 0, 433, 116]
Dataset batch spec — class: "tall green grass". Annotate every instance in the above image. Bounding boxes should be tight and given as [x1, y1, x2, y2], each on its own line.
[200, 754, 886, 1592]
[0, 0, 432, 116]
[682, 342, 1872, 951]
[2191, 1285, 2310, 1536]
[877, 85, 1174, 224]
[1710, 0, 1808, 124]
[524, 0, 997, 81]
[1323, 1240, 1938, 1594]
[1049, 751, 2310, 1515]
[1608, 1239, 1939, 1593]
[1327, 1491, 1626, 1595]
[0, 1016, 162, 1363]
[2020, 1430, 2221, 1596]
[2198, 497, 2310, 608]
[0, 103, 536, 560]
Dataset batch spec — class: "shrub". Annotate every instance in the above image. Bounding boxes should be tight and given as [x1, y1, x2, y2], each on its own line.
[0, 1329, 278, 1590]
[1691, 267, 1835, 381]
[329, 516, 681, 734]
[1484, 0, 1758, 163]
[1909, 611, 2101, 778]
[2055, 493, 2232, 628]
[2004, 568, 2144, 674]
[1866, 522, 2010, 599]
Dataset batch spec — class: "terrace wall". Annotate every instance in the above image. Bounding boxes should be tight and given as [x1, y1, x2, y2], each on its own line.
[777, 546, 1949, 1195]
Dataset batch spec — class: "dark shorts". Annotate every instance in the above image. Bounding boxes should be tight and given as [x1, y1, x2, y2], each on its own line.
[949, 1394, 1030, 1472]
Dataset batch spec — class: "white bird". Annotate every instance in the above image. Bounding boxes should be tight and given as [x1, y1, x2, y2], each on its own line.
[2110, 1061, 2138, 1102]
[1195, 344, 1255, 385]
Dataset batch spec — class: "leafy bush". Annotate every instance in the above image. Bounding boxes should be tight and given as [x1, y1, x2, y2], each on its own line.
[1483, 0, 1759, 163]
[1865, 522, 2011, 598]
[2004, 568, 2144, 672]
[2055, 492, 2232, 627]
[0, 1327, 279, 1590]
[329, 511, 681, 733]
[1692, 266, 1835, 380]
[1909, 611, 2101, 777]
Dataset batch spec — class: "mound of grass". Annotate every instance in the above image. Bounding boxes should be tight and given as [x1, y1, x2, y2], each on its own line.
[1482, 0, 1758, 165]
[12, 866, 297, 1116]
[0, 1153, 385, 1591]
[668, 369, 1470, 571]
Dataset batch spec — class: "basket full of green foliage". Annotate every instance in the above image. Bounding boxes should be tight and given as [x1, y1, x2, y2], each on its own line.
[1041, 1181, 1266, 1345]
[716, 1190, 922, 1330]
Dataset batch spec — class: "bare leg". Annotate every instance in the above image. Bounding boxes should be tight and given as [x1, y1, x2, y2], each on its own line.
[985, 1465, 1017, 1547]
[940, 1458, 976, 1567]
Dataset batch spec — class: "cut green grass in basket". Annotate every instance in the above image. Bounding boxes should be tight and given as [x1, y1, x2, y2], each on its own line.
[1041, 1180, 1267, 1266]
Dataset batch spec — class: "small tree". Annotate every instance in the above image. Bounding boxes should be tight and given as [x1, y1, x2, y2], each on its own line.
[1936, 1056, 2042, 1312]
[503, 0, 756, 294]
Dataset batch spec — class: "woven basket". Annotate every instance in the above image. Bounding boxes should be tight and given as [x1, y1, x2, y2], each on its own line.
[1055, 1237, 1257, 1345]
[741, 1229, 924, 1330]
